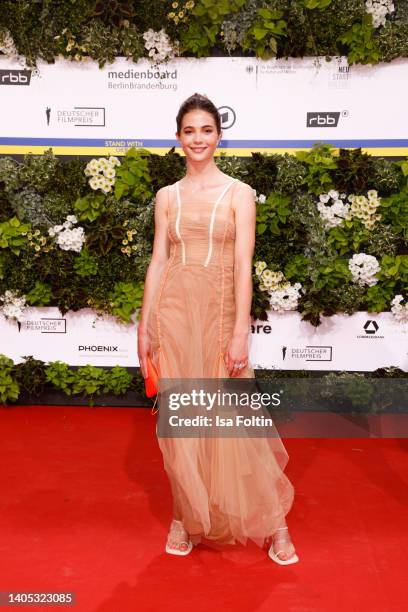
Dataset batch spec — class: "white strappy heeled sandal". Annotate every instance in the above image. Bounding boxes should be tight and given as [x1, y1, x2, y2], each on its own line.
[165, 519, 193, 556]
[268, 526, 299, 565]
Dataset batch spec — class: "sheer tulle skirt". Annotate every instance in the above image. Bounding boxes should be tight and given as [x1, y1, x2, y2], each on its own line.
[147, 262, 295, 548]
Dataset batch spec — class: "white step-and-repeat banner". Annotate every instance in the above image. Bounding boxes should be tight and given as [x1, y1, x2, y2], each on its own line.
[0, 309, 406, 371]
[1, 55, 407, 370]
[1, 56, 408, 157]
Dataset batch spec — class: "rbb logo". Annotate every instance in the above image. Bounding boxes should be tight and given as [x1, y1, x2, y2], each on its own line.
[364, 320, 379, 334]
[306, 112, 340, 127]
[0, 69, 31, 85]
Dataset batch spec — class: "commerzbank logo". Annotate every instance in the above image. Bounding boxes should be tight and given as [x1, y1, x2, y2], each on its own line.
[356, 320, 384, 339]
[0, 69, 32, 85]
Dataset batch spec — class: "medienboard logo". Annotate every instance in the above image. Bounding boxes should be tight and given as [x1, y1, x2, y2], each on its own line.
[20, 318, 67, 333]
[307, 112, 341, 127]
[0, 69, 32, 85]
[283, 346, 333, 361]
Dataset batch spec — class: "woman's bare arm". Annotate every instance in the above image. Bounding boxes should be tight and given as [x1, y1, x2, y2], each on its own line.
[233, 182, 256, 337]
[137, 186, 170, 376]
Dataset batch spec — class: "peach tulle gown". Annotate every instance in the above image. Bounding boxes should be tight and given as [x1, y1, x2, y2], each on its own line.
[147, 178, 294, 548]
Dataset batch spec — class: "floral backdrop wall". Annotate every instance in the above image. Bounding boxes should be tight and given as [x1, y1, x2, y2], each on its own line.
[1, 0, 408, 68]
[0, 144, 407, 329]
[1, 1, 408, 404]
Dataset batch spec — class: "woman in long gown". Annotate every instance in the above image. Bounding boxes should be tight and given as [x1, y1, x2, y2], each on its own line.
[137, 93, 299, 564]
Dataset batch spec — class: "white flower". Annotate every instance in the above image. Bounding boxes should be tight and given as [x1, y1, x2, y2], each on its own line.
[365, 0, 394, 28]
[108, 156, 121, 167]
[328, 189, 339, 200]
[255, 261, 267, 276]
[89, 176, 100, 190]
[254, 262, 302, 310]
[270, 284, 303, 312]
[390, 295, 408, 323]
[0, 29, 20, 61]
[348, 253, 380, 286]
[256, 193, 266, 204]
[87, 159, 99, 172]
[317, 192, 350, 228]
[55, 226, 85, 253]
[0, 289, 27, 322]
[142, 28, 179, 63]
[85, 156, 119, 193]
[319, 193, 331, 204]
[48, 216, 86, 252]
[103, 167, 116, 179]
[319, 190, 381, 230]
[98, 158, 110, 170]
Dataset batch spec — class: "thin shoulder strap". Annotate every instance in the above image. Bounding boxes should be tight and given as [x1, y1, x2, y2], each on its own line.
[175, 180, 181, 207]
[214, 179, 237, 206]
[174, 181, 186, 265]
[204, 179, 238, 267]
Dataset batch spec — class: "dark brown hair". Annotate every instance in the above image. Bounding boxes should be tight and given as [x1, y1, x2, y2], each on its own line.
[176, 93, 221, 135]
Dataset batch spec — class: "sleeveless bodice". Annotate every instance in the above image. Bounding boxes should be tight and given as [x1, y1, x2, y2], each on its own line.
[166, 179, 237, 268]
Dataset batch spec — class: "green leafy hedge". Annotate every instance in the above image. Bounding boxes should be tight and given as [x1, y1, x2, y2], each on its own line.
[1, 0, 408, 66]
[0, 354, 406, 409]
[0, 144, 407, 327]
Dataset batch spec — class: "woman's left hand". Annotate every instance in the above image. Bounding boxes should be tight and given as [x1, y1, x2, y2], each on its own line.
[224, 333, 249, 377]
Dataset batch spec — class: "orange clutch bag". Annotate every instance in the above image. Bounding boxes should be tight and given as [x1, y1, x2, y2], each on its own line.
[144, 355, 158, 398]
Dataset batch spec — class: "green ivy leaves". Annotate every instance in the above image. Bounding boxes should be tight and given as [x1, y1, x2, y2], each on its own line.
[339, 13, 381, 65]
[26, 281, 53, 306]
[295, 143, 338, 196]
[0, 354, 19, 404]
[114, 148, 152, 201]
[242, 8, 287, 59]
[108, 281, 144, 322]
[256, 192, 291, 236]
[45, 361, 134, 405]
[301, 0, 333, 9]
[180, 0, 245, 56]
[0, 217, 31, 255]
[74, 194, 107, 222]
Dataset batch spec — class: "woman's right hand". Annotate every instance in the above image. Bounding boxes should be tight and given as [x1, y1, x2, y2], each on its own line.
[137, 328, 151, 379]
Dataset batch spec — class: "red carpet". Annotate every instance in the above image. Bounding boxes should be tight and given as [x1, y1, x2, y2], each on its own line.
[0, 405, 406, 612]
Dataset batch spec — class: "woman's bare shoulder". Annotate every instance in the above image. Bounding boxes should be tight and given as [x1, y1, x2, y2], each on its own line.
[231, 180, 256, 212]
[233, 179, 255, 195]
[155, 183, 175, 196]
[155, 183, 177, 202]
